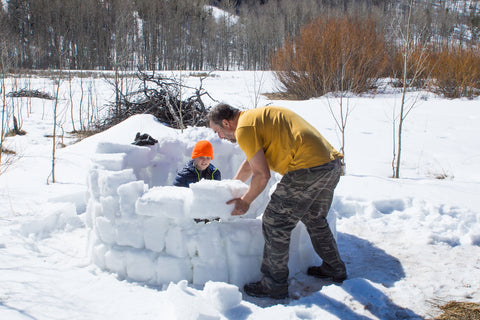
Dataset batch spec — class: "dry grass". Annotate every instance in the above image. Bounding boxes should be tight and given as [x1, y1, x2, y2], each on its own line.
[434, 301, 480, 320]
[262, 92, 300, 100]
[69, 129, 101, 144]
[1, 147, 16, 155]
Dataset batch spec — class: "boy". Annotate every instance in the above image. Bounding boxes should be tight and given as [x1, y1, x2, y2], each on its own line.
[173, 140, 221, 188]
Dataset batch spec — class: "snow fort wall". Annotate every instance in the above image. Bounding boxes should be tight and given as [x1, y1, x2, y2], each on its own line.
[85, 132, 336, 287]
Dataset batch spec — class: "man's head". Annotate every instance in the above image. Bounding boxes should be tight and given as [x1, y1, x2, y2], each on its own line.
[207, 103, 240, 143]
[192, 140, 213, 171]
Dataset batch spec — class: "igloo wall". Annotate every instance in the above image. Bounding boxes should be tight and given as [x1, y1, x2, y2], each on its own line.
[85, 129, 335, 287]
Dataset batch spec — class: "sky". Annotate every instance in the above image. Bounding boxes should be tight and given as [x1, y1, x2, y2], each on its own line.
[0, 70, 479, 320]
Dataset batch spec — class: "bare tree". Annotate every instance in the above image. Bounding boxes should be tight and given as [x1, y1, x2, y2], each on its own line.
[325, 94, 353, 174]
[392, 0, 429, 178]
[0, 46, 7, 175]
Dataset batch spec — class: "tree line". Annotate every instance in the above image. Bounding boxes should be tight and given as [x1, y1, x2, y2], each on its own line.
[1, 0, 479, 72]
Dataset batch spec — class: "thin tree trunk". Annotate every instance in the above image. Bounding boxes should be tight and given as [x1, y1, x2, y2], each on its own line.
[394, 0, 413, 179]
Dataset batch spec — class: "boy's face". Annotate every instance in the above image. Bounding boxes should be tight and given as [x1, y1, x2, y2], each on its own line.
[193, 156, 212, 171]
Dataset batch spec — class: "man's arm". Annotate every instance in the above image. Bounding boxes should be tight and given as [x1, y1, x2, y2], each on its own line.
[233, 159, 252, 182]
[228, 148, 270, 215]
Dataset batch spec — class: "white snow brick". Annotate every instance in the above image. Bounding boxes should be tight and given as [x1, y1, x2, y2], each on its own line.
[115, 218, 145, 249]
[118, 181, 147, 217]
[192, 256, 229, 285]
[98, 169, 137, 197]
[188, 223, 229, 285]
[135, 186, 192, 219]
[165, 226, 188, 258]
[125, 250, 156, 282]
[125, 145, 156, 170]
[225, 253, 262, 287]
[147, 139, 188, 186]
[221, 219, 264, 256]
[143, 216, 170, 252]
[104, 248, 126, 276]
[288, 223, 321, 276]
[100, 196, 119, 221]
[91, 243, 108, 269]
[220, 221, 264, 285]
[95, 216, 116, 245]
[96, 142, 156, 174]
[85, 198, 102, 228]
[87, 168, 100, 200]
[188, 223, 224, 259]
[96, 141, 139, 154]
[91, 152, 127, 171]
[327, 209, 338, 239]
[188, 179, 248, 220]
[202, 281, 242, 313]
[156, 256, 192, 284]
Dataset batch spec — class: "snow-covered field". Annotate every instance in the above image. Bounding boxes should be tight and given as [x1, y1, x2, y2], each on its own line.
[1, 71, 479, 320]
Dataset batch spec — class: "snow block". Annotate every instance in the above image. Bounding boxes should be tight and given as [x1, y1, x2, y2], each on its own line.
[192, 256, 229, 285]
[91, 152, 127, 171]
[165, 226, 188, 258]
[125, 250, 157, 283]
[95, 216, 116, 245]
[92, 242, 108, 269]
[85, 198, 102, 228]
[156, 256, 193, 284]
[288, 223, 321, 275]
[116, 218, 145, 249]
[96, 141, 139, 154]
[188, 223, 229, 285]
[143, 216, 170, 253]
[100, 196, 119, 221]
[87, 168, 100, 200]
[202, 281, 242, 313]
[118, 181, 147, 217]
[98, 169, 137, 197]
[225, 253, 262, 287]
[104, 248, 126, 276]
[135, 186, 191, 219]
[221, 220, 264, 256]
[188, 179, 248, 220]
[125, 145, 156, 170]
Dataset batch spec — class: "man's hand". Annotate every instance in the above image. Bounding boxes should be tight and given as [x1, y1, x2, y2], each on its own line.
[227, 198, 250, 216]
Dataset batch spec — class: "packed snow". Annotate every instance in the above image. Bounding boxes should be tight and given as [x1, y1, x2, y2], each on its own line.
[1, 71, 479, 320]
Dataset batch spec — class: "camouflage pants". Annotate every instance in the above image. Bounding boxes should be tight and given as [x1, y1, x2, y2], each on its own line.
[260, 159, 346, 291]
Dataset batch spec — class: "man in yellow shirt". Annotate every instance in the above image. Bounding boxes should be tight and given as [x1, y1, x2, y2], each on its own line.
[208, 103, 347, 299]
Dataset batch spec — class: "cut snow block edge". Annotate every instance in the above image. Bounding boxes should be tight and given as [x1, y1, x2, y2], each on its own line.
[135, 186, 192, 219]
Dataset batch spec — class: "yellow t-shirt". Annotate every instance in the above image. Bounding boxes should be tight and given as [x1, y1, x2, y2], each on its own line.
[235, 106, 343, 175]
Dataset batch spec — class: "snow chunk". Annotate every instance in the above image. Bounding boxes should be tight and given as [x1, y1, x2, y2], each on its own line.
[202, 281, 242, 313]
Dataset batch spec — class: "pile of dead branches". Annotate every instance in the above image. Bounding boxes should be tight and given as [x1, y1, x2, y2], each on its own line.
[97, 70, 216, 131]
[7, 89, 54, 100]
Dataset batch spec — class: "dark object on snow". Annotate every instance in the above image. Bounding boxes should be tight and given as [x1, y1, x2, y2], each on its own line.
[132, 132, 158, 146]
[307, 264, 347, 283]
[7, 89, 54, 100]
[194, 218, 220, 224]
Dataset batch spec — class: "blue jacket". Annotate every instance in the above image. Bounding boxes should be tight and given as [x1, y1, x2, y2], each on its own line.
[173, 159, 221, 188]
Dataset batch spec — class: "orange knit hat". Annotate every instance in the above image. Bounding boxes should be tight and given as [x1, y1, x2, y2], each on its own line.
[191, 140, 213, 159]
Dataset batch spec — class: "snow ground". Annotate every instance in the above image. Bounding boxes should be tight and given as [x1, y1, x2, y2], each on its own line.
[1, 71, 479, 319]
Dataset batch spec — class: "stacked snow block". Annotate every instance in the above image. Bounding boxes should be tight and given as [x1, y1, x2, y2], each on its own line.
[85, 138, 326, 288]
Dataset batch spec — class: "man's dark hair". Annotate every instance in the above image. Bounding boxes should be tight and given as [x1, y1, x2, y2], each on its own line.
[207, 103, 240, 126]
